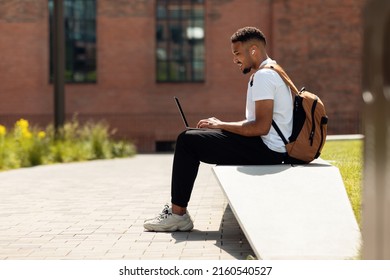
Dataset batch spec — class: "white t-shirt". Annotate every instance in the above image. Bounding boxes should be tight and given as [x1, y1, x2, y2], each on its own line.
[245, 58, 293, 153]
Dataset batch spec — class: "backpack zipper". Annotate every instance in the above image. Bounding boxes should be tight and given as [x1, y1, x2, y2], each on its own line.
[315, 117, 328, 158]
[309, 97, 318, 145]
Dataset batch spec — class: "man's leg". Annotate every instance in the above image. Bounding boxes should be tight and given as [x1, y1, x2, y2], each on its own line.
[144, 129, 284, 232]
[171, 129, 284, 208]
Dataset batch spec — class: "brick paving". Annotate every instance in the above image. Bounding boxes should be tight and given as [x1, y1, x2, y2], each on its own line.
[0, 154, 254, 260]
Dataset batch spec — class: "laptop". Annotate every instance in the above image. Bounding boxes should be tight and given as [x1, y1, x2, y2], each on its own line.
[174, 96, 204, 130]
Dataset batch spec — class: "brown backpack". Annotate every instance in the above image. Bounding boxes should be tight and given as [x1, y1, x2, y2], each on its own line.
[261, 64, 328, 164]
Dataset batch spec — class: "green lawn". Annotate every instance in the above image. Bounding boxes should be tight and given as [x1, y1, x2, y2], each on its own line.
[320, 140, 363, 226]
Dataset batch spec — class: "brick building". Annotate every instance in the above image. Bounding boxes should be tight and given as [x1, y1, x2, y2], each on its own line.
[0, 0, 366, 152]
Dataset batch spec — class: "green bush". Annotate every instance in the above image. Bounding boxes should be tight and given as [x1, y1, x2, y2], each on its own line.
[0, 118, 136, 171]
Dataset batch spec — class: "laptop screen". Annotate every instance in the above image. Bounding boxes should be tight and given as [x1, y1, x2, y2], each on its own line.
[174, 97, 190, 128]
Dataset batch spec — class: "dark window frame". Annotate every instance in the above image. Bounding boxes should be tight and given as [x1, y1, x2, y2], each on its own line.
[49, 0, 97, 84]
[156, 0, 205, 83]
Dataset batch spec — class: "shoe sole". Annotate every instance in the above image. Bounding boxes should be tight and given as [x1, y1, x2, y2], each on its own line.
[144, 222, 193, 232]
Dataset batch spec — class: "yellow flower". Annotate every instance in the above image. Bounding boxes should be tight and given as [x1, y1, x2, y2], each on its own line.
[16, 119, 29, 130]
[22, 130, 32, 139]
[0, 125, 6, 136]
[38, 131, 46, 139]
[14, 119, 32, 139]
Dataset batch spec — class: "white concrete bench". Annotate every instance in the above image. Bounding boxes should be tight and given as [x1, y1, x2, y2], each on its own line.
[212, 158, 362, 259]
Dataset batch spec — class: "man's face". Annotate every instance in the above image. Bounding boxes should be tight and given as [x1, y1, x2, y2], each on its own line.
[231, 41, 252, 74]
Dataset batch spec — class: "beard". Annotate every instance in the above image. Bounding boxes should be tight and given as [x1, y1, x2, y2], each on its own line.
[242, 67, 251, 74]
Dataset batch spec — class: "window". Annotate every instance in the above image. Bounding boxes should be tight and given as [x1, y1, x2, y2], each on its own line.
[49, 0, 96, 83]
[156, 0, 205, 82]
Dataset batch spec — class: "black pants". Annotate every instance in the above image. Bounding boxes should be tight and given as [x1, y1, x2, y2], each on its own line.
[171, 129, 286, 208]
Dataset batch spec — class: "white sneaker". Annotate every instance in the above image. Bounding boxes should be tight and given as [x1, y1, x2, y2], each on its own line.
[144, 205, 194, 232]
[144, 203, 170, 223]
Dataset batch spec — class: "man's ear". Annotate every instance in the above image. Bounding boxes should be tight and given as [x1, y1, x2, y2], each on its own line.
[250, 45, 257, 55]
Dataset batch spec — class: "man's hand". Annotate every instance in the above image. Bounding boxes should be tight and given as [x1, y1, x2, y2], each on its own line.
[196, 100, 273, 136]
[197, 117, 222, 129]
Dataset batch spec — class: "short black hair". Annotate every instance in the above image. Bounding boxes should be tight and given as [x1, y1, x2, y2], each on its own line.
[231, 27, 266, 45]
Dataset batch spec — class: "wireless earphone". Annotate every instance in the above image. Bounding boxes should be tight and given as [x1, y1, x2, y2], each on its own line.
[252, 50, 255, 55]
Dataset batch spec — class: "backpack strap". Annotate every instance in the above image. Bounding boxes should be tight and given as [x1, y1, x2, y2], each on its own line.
[251, 63, 298, 145]
[272, 120, 289, 145]
[259, 64, 298, 145]
[261, 64, 299, 95]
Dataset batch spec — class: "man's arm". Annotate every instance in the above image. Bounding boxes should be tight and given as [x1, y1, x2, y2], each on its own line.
[197, 99, 273, 137]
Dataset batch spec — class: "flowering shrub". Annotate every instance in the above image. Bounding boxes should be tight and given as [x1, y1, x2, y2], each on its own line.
[14, 119, 32, 139]
[0, 125, 6, 136]
[0, 118, 136, 170]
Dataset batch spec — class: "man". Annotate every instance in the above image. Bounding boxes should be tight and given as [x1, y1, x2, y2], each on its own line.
[144, 26, 293, 232]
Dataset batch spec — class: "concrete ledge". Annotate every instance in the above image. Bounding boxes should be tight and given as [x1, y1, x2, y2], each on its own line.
[212, 158, 362, 260]
[326, 134, 364, 141]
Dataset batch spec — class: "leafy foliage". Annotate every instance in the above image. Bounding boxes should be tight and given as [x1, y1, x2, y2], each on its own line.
[0, 118, 136, 171]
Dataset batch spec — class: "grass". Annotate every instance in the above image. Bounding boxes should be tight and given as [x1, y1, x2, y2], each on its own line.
[320, 140, 363, 226]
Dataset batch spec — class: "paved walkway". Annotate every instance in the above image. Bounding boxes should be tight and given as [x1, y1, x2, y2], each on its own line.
[0, 154, 254, 260]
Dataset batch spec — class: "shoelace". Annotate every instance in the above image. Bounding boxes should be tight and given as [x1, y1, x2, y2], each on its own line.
[157, 204, 172, 220]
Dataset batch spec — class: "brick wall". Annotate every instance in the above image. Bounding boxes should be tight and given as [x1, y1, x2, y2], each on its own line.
[0, 0, 50, 118]
[270, 0, 366, 134]
[0, 0, 367, 152]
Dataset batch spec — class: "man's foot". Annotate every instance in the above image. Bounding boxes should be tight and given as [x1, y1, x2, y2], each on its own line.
[144, 203, 170, 223]
[144, 205, 194, 232]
